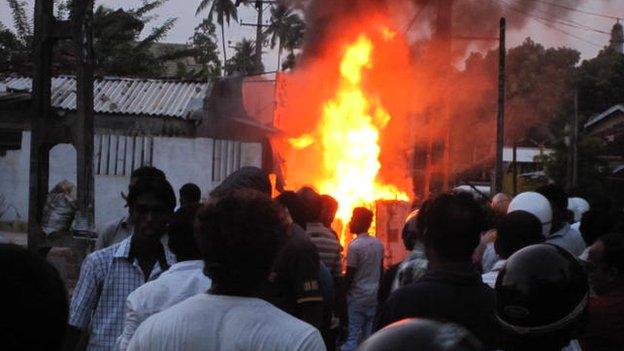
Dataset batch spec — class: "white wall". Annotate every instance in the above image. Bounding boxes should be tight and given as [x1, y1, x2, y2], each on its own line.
[0, 131, 263, 234]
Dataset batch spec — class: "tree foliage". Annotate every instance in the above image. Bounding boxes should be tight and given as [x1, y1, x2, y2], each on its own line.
[166, 19, 222, 79]
[225, 38, 264, 75]
[196, 0, 246, 73]
[577, 47, 624, 119]
[0, 0, 180, 77]
[265, 4, 305, 70]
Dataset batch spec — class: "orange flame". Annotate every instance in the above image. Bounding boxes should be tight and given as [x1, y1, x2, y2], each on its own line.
[288, 134, 315, 149]
[290, 33, 409, 244]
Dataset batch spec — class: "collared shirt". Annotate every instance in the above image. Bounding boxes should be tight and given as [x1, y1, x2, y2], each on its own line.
[69, 237, 176, 351]
[306, 223, 343, 276]
[391, 244, 428, 292]
[95, 215, 133, 250]
[117, 260, 211, 351]
[546, 223, 586, 256]
[346, 233, 384, 307]
[481, 259, 507, 288]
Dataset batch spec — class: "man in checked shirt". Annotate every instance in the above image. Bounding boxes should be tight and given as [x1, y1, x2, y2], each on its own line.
[64, 176, 177, 351]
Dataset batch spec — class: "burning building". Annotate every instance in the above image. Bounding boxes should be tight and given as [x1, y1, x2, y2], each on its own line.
[270, 0, 594, 250]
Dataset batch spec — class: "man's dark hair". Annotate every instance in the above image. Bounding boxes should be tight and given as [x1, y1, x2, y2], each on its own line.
[195, 189, 286, 295]
[422, 193, 485, 262]
[180, 183, 201, 204]
[351, 207, 374, 234]
[210, 166, 271, 198]
[580, 209, 614, 246]
[131, 166, 166, 181]
[537, 184, 568, 211]
[276, 191, 308, 228]
[298, 186, 322, 223]
[321, 194, 338, 215]
[127, 176, 176, 211]
[170, 204, 202, 261]
[495, 210, 544, 259]
[1, 244, 68, 350]
[597, 232, 624, 274]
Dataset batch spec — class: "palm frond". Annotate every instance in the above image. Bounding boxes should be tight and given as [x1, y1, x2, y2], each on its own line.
[136, 17, 177, 51]
[6, 0, 32, 40]
[134, 0, 169, 18]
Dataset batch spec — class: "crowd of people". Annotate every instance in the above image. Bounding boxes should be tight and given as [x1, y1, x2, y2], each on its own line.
[3, 165, 624, 351]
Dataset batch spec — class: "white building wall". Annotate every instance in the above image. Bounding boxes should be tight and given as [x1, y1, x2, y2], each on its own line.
[0, 131, 262, 234]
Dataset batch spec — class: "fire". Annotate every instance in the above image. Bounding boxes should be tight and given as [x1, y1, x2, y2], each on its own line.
[288, 134, 315, 149]
[289, 32, 409, 244]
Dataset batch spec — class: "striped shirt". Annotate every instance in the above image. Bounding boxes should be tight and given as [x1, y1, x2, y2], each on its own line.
[306, 223, 342, 276]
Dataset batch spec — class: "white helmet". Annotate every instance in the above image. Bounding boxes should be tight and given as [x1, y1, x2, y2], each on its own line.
[508, 192, 553, 236]
[568, 197, 590, 222]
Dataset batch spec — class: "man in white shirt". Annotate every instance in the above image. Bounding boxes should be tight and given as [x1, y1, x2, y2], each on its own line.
[128, 189, 325, 351]
[481, 210, 543, 288]
[343, 207, 384, 351]
[537, 185, 586, 256]
[117, 203, 211, 350]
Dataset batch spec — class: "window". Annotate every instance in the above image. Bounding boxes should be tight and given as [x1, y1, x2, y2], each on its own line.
[94, 133, 153, 176]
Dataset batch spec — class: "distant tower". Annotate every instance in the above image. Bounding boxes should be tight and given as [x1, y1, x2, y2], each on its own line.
[610, 19, 624, 54]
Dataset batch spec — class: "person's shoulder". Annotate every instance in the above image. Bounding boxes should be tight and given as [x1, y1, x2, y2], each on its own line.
[139, 293, 205, 327]
[86, 241, 119, 263]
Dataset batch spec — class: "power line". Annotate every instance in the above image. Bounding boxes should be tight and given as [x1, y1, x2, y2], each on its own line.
[498, 0, 604, 49]
[517, 1, 611, 35]
[524, 0, 622, 21]
[501, 0, 610, 36]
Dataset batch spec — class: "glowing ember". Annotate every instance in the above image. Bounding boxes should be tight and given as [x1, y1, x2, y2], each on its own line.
[290, 33, 409, 243]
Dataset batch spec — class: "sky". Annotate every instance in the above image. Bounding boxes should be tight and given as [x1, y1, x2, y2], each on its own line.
[1, 0, 623, 72]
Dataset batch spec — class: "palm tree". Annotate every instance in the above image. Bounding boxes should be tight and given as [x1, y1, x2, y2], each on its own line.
[265, 4, 305, 70]
[225, 38, 263, 75]
[196, 0, 242, 75]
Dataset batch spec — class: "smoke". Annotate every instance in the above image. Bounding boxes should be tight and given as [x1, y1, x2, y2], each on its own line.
[275, 0, 603, 200]
[288, 0, 586, 61]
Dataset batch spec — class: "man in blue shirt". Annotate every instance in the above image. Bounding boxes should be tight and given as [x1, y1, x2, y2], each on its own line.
[65, 176, 177, 350]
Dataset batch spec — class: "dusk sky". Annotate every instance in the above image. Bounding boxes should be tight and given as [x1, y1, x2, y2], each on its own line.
[1, 0, 623, 72]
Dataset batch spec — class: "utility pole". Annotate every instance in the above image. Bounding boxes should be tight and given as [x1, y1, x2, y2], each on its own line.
[436, 0, 453, 192]
[567, 89, 579, 190]
[495, 17, 506, 194]
[572, 89, 579, 189]
[29, 0, 95, 255]
[255, 0, 264, 71]
[512, 143, 518, 195]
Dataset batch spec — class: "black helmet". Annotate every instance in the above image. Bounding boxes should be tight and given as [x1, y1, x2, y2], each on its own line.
[495, 243, 588, 335]
[358, 318, 483, 351]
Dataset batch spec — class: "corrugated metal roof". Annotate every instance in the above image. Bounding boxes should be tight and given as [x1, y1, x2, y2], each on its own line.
[2, 76, 210, 119]
[503, 147, 552, 163]
[584, 104, 624, 129]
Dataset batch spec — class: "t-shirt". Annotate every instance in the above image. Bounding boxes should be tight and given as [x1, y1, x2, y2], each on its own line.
[127, 294, 326, 351]
[117, 260, 212, 350]
[377, 268, 497, 349]
[263, 225, 323, 318]
[306, 223, 343, 276]
[346, 233, 384, 307]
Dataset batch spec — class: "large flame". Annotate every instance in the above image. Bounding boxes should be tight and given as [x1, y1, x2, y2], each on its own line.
[288, 32, 409, 244]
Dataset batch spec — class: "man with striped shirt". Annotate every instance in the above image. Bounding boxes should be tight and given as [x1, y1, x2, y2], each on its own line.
[299, 187, 343, 277]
